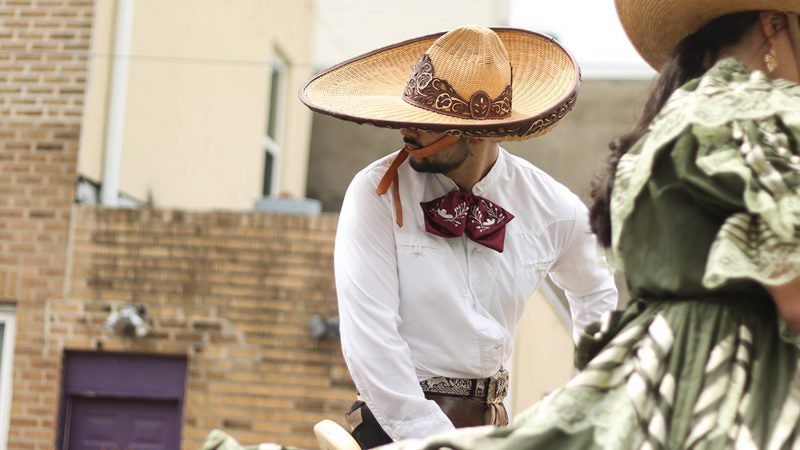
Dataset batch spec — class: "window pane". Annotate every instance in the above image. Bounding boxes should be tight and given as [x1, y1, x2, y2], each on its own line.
[263, 152, 274, 196]
[266, 66, 282, 139]
[0, 317, 11, 450]
[0, 323, 4, 374]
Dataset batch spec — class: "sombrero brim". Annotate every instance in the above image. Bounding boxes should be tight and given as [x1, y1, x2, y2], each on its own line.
[300, 28, 580, 140]
[616, 0, 800, 70]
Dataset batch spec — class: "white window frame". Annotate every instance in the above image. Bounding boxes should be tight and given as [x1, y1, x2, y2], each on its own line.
[263, 53, 288, 197]
[0, 307, 17, 450]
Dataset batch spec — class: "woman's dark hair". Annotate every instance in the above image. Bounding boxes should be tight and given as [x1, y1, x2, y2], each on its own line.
[589, 11, 764, 247]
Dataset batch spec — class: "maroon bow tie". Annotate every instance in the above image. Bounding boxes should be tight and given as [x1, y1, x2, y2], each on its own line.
[420, 191, 514, 252]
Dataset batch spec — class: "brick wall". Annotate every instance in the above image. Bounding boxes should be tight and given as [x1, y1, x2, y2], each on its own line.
[0, 1, 94, 448]
[2, 2, 354, 448]
[66, 207, 353, 449]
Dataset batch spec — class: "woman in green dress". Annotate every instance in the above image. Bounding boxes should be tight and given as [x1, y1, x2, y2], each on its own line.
[384, 0, 800, 449]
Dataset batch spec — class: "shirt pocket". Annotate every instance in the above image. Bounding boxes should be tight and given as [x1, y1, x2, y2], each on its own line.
[395, 234, 454, 313]
[515, 257, 553, 299]
[522, 258, 554, 273]
[395, 233, 442, 255]
[397, 243, 437, 257]
[394, 234, 447, 285]
[508, 230, 557, 301]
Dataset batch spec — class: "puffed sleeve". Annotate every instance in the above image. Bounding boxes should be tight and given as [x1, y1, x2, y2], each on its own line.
[611, 59, 800, 290]
[690, 116, 800, 289]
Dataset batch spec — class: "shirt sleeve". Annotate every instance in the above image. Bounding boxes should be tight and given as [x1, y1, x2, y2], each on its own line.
[547, 199, 619, 343]
[334, 166, 455, 440]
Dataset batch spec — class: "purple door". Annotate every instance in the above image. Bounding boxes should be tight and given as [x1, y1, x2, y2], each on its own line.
[59, 353, 187, 450]
[66, 397, 180, 450]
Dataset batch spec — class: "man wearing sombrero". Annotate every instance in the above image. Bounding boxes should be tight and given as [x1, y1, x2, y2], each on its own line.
[353, 1, 800, 449]
[301, 26, 618, 447]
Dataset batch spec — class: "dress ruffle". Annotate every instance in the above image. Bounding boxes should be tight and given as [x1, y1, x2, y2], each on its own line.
[611, 59, 800, 288]
[389, 299, 800, 449]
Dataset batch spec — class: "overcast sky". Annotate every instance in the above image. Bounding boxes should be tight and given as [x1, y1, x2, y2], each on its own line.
[508, 0, 655, 79]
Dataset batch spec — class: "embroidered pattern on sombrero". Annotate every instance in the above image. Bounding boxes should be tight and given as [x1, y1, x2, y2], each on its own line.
[403, 54, 512, 121]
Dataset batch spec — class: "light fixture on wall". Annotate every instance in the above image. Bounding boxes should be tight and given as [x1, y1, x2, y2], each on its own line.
[105, 304, 151, 338]
[308, 315, 339, 340]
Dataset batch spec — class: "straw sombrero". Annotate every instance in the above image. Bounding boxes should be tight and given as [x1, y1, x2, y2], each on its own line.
[616, 0, 800, 70]
[300, 26, 580, 140]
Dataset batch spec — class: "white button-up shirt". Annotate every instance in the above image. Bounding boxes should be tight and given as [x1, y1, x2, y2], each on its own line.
[334, 148, 618, 441]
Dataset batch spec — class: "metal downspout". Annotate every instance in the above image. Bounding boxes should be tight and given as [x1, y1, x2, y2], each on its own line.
[100, 0, 134, 206]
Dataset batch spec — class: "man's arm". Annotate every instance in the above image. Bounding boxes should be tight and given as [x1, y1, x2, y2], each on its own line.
[335, 167, 455, 440]
[547, 200, 619, 343]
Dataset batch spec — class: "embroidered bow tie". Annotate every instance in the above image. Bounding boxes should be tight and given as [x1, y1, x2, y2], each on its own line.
[420, 191, 514, 252]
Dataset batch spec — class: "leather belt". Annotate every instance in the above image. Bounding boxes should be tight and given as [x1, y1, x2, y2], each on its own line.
[419, 369, 509, 404]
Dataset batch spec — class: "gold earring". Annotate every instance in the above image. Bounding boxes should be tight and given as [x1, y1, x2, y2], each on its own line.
[765, 46, 779, 73]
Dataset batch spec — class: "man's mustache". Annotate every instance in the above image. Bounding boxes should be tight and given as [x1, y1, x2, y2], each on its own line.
[403, 137, 422, 148]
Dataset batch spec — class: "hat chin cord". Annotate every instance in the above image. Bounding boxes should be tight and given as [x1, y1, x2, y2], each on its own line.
[375, 134, 462, 227]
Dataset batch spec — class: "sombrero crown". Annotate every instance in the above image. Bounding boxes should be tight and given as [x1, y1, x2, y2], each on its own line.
[300, 26, 580, 140]
[616, 0, 800, 70]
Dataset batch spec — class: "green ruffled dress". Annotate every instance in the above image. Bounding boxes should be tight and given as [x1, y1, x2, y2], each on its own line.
[390, 59, 800, 449]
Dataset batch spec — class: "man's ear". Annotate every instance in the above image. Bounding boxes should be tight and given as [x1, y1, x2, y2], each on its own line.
[760, 11, 783, 44]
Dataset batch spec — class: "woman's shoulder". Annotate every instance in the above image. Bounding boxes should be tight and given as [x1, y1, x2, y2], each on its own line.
[625, 58, 800, 165]
[654, 58, 800, 132]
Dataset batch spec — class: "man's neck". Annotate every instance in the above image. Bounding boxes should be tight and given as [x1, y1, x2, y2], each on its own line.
[446, 140, 500, 191]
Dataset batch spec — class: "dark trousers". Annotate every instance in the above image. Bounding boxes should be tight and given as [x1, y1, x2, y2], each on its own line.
[346, 400, 392, 449]
[346, 394, 508, 449]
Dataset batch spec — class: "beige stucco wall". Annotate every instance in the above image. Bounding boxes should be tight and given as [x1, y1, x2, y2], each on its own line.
[80, 0, 315, 210]
[511, 290, 575, 414]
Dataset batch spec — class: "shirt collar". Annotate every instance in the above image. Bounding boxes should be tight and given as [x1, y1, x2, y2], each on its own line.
[472, 147, 505, 195]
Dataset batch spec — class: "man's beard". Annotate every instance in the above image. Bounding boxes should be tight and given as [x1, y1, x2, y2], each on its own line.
[408, 137, 470, 174]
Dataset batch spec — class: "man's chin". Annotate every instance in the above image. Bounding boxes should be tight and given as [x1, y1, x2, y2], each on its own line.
[409, 163, 433, 173]
[409, 161, 453, 174]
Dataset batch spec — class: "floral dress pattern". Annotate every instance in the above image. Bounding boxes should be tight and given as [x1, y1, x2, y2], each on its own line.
[387, 59, 800, 449]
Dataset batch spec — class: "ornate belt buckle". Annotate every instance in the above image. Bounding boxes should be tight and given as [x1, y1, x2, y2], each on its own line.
[486, 369, 509, 404]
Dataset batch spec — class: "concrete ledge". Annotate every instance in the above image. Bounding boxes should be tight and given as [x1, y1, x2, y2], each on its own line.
[254, 197, 322, 215]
